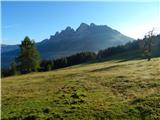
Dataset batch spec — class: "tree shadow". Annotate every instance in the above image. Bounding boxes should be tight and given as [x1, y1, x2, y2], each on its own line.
[90, 64, 124, 72]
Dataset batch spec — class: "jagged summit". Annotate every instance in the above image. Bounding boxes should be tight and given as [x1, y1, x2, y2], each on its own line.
[90, 23, 96, 27]
[50, 23, 113, 37]
[65, 26, 74, 31]
[80, 22, 89, 27]
[76, 23, 89, 32]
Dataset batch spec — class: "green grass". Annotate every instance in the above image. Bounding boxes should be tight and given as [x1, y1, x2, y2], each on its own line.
[2, 58, 160, 120]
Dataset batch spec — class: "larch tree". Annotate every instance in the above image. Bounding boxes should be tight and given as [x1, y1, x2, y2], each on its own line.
[142, 29, 154, 61]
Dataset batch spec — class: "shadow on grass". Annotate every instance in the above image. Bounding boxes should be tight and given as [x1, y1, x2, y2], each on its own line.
[90, 64, 124, 72]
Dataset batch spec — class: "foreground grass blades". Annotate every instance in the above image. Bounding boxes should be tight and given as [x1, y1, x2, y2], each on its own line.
[2, 58, 160, 120]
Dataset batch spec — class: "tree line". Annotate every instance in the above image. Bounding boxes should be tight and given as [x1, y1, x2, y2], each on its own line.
[97, 39, 141, 59]
[1, 32, 156, 77]
[39, 52, 96, 72]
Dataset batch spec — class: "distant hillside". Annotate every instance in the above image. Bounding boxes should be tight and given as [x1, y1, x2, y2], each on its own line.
[1, 44, 18, 53]
[97, 34, 160, 60]
[2, 23, 134, 67]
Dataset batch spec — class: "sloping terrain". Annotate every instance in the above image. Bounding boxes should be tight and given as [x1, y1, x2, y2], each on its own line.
[2, 58, 160, 120]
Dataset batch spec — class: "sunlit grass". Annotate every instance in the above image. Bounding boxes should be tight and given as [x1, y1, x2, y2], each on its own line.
[2, 58, 160, 120]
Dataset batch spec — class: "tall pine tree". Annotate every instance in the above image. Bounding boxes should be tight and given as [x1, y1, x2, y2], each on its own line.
[16, 36, 40, 73]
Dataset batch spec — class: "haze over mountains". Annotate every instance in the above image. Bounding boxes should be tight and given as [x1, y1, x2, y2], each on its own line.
[1, 23, 134, 67]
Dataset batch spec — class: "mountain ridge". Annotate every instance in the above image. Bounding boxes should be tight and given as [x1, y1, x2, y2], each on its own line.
[1, 23, 135, 67]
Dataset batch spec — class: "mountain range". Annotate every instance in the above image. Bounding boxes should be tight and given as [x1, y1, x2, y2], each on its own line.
[1, 23, 134, 67]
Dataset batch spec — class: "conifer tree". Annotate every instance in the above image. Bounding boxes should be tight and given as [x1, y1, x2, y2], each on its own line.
[16, 36, 40, 73]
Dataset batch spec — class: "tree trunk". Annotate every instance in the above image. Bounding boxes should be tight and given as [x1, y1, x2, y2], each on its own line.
[147, 57, 151, 61]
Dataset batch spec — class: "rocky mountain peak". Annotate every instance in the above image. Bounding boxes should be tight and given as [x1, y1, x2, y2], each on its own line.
[90, 23, 96, 27]
[76, 23, 89, 32]
[65, 26, 74, 31]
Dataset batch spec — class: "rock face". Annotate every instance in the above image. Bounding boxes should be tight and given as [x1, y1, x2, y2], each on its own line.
[2, 23, 134, 67]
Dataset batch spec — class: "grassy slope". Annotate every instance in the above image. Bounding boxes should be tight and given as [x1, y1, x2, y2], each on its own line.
[2, 58, 160, 120]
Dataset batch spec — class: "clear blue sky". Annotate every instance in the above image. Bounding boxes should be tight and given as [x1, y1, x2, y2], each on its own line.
[1, 1, 160, 45]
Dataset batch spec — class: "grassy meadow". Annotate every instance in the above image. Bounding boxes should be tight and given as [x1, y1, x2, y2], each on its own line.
[1, 57, 160, 120]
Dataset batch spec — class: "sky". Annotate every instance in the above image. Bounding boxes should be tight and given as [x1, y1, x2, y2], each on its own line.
[1, 1, 160, 45]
